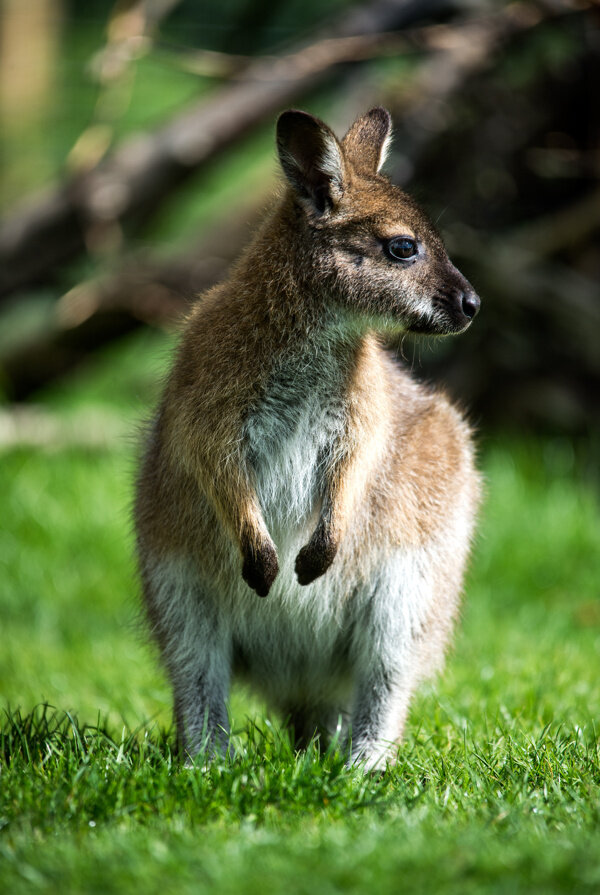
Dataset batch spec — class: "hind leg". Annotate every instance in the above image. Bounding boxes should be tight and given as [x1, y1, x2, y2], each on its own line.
[282, 703, 344, 752]
[282, 700, 349, 755]
[141, 555, 231, 762]
[348, 554, 448, 771]
[349, 663, 417, 770]
[171, 638, 231, 763]
[350, 606, 457, 771]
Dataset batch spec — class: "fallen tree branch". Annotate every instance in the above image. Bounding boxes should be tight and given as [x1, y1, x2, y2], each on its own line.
[0, 0, 454, 301]
[1, 193, 267, 400]
[2, 0, 590, 400]
[162, 0, 590, 80]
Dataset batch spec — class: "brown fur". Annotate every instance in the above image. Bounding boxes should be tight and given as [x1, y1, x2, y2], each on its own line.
[135, 108, 481, 768]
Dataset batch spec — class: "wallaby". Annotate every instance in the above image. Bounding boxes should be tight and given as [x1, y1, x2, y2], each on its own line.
[135, 107, 481, 770]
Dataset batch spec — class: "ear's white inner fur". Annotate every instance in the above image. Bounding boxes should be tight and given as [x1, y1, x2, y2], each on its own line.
[377, 130, 393, 172]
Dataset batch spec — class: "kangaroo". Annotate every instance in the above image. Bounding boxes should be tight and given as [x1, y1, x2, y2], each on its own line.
[135, 107, 481, 770]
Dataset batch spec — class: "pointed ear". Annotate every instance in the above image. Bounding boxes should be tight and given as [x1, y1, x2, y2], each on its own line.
[342, 107, 392, 176]
[276, 110, 346, 213]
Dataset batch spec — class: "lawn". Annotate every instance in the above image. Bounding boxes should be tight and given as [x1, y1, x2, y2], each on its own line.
[1, 329, 599, 894]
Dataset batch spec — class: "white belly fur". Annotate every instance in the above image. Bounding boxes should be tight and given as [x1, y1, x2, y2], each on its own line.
[147, 362, 462, 716]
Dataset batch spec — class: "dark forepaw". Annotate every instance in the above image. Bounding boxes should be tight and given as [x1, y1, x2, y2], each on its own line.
[295, 532, 337, 586]
[242, 539, 279, 597]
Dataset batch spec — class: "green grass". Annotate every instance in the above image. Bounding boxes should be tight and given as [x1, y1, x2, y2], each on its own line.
[1, 330, 599, 893]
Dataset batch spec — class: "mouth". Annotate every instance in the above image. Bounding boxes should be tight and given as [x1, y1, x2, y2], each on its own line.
[405, 312, 471, 336]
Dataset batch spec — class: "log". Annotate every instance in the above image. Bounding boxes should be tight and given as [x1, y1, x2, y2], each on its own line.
[0, 0, 453, 301]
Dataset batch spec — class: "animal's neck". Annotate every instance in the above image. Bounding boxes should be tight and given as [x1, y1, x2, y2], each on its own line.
[272, 314, 372, 406]
[231, 195, 388, 415]
[235, 197, 328, 330]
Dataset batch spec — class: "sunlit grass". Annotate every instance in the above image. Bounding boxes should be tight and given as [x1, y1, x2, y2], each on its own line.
[1, 329, 599, 893]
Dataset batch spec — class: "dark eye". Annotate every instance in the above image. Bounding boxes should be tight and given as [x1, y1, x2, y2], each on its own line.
[386, 237, 418, 261]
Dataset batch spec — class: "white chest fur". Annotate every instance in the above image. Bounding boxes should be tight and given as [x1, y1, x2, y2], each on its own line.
[244, 349, 347, 540]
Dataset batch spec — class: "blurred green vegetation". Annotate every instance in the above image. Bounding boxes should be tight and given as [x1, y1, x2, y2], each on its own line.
[0, 0, 355, 210]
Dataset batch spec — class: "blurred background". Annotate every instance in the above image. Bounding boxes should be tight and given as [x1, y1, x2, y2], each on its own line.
[1, 0, 599, 432]
[0, 0, 598, 726]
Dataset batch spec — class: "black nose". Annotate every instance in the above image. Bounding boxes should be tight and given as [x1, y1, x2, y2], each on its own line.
[461, 291, 480, 320]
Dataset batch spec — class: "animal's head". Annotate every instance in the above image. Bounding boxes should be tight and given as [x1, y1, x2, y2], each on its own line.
[276, 107, 480, 336]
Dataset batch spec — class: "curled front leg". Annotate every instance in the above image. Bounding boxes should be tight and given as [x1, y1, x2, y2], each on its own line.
[295, 516, 338, 586]
[241, 532, 279, 597]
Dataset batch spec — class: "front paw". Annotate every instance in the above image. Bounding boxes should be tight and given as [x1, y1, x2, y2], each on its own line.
[242, 539, 279, 597]
[295, 533, 337, 586]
